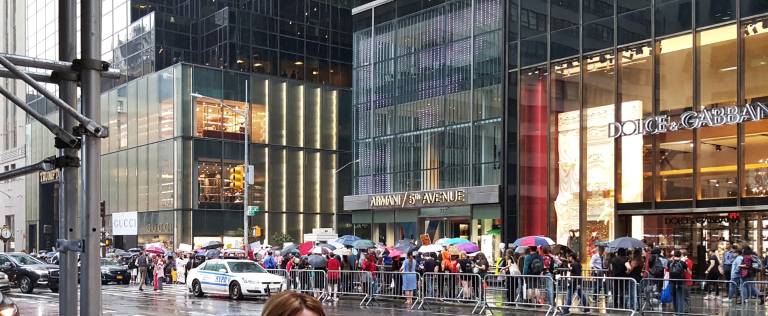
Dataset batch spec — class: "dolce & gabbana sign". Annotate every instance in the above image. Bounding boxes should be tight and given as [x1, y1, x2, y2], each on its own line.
[664, 213, 740, 225]
[608, 102, 768, 138]
[369, 189, 466, 209]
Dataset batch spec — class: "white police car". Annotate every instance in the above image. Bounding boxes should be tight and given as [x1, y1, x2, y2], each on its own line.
[187, 259, 285, 299]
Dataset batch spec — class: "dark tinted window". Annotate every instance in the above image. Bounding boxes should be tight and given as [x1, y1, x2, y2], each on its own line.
[584, 0, 614, 22]
[696, 0, 735, 27]
[521, 35, 547, 66]
[550, 27, 579, 60]
[353, 9, 372, 32]
[617, 0, 650, 14]
[508, 0, 519, 42]
[397, 0, 421, 17]
[618, 9, 651, 45]
[551, 0, 579, 31]
[654, 0, 692, 37]
[521, 0, 548, 38]
[742, 0, 768, 17]
[584, 18, 614, 52]
[508, 42, 518, 70]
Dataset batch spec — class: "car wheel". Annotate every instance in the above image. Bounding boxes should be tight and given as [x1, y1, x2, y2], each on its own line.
[50, 286, 59, 293]
[121, 279, 130, 285]
[192, 280, 204, 297]
[229, 282, 243, 300]
[19, 276, 33, 294]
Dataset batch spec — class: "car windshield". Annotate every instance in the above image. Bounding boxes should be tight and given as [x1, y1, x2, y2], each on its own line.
[227, 261, 266, 273]
[9, 254, 44, 265]
[100, 259, 120, 266]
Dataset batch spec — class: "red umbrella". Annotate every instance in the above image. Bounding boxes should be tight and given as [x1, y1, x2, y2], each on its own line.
[298, 241, 315, 256]
[386, 247, 404, 258]
[145, 245, 165, 255]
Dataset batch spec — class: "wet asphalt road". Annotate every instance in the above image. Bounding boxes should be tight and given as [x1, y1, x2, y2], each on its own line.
[5, 284, 545, 316]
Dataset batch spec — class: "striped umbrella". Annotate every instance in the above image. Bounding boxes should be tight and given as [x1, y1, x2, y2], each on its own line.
[510, 236, 555, 248]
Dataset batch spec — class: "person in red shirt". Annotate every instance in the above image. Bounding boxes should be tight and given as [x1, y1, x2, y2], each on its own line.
[681, 249, 694, 309]
[327, 254, 341, 301]
[362, 252, 377, 295]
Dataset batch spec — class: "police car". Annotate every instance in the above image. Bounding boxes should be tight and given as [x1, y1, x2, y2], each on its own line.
[186, 259, 285, 300]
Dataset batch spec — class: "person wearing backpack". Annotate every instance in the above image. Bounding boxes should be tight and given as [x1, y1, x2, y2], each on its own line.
[723, 244, 738, 279]
[726, 249, 743, 302]
[263, 251, 277, 269]
[668, 251, 688, 314]
[740, 247, 762, 303]
[136, 251, 149, 291]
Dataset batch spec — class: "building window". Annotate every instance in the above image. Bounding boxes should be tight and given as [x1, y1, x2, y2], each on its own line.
[656, 33, 693, 201]
[743, 18, 768, 198]
[198, 161, 223, 209]
[550, 60, 580, 247]
[697, 25, 737, 200]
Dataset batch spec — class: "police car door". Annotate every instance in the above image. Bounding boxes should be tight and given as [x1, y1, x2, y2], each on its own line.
[200, 262, 218, 293]
[210, 262, 229, 294]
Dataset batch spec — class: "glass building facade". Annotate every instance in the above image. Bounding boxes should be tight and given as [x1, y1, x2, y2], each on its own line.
[346, 0, 504, 255]
[99, 63, 351, 249]
[511, 0, 768, 261]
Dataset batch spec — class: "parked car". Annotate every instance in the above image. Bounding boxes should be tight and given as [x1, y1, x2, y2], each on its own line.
[100, 258, 129, 285]
[0, 252, 59, 293]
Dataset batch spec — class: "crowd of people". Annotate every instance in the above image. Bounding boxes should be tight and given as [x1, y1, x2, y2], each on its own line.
[121, 251, 191, 292]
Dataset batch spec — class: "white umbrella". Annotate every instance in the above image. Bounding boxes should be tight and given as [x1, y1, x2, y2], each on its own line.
[418, 244, 444, 253]
[328, 241, 345, 249]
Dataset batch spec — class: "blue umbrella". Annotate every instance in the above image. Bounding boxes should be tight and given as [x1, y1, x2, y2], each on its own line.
[445, 238, 471, 245]
[395, 240, 416, 252]
[335, 235, 361, 247]
[353, 239, 376, 250]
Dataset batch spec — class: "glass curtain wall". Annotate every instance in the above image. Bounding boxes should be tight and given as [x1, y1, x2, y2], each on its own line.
[519, 67, 548, 237]
[743, 17, 768, 200]
[352, 0, 504, 195]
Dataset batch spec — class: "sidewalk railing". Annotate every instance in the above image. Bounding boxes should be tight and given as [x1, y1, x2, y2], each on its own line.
[484, 274, 555, 315]
[555, 275, 638, 315]
[740, 280, 768, 308]
[418, 272, 485, 314]
[370, 270, 421, 308]
[265, 269, 290, 290]
[288, 269, 328, 300]
[325, 270, 373, 306]
[639, 277, 737, 315]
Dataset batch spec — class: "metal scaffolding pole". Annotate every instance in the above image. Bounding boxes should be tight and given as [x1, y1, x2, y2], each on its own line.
[80, 0, 103, 315]
[58, 1, 79, 315]
[0, 53, 121, 79]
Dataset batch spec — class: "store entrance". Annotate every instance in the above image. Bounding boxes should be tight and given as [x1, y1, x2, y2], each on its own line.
[420, 217, 471, 241]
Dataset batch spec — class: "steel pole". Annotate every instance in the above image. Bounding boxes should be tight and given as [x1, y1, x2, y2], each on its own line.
[80, 0, 103, 315]
[244, 80, 250, 257]
[58, 1, 78, 315]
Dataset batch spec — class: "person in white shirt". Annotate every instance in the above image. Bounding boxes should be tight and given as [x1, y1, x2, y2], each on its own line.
[175, 255, 188, 284]
[590, 246, 606, 275]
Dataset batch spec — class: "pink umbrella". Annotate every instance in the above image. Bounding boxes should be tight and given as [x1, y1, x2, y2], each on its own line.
[145, 245, 165, 255]
[298, 241, 315, 256]
[386, 247, 403, 258]
[456, 242, 480, 254]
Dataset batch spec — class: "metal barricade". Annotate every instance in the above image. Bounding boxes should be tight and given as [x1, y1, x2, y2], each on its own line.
[266, 269, 291, 290]
[289, 269, 328, 300]
[324, 270, 373, 306]
[484, 274, 555, 315]
[640, 277, 737, 315]
[740, 280, 768, 309]
[370, 271, 421, 309]
[418, 272, 485, 314]
[555, 275, 638, 315]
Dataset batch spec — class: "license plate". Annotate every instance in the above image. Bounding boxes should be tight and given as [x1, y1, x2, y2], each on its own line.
[116, 275, 123, 279]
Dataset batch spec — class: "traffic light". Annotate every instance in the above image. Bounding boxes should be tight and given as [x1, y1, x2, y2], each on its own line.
[104, 237, 111, 247]
[229, 165, 244, 190]
[253, 225, 262, 237]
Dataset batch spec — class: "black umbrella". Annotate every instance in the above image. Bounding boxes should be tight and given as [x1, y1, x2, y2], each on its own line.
[607, 237, 645, 250]
[307, 254, 327, 268]
[203, 240, 224, 250]
[205, 248, 222, 259]
[282, 244, 299, 255]
[128, 247, 142, 253]
[317, 243, 336, 250]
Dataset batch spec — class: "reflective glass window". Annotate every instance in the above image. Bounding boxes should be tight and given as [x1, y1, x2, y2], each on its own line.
[696, 0, 735, 27]
[521, 35, 547, 66]
[657, 34, 693, 201]
[551, 60, 580, 246]
[519, 67, 548, 237]
[697, 25, 737, 200]
[584, 52, 615, 252]
[550, 27, 579, 60]
[743, 18, 768, 198]
[618, 44, 653, 203]
[583, 0, 614, 22]
[742, 0, 768, 18]
[520, 0, 548, 38]
[583, 18, 614, 53]
[654, 0, 692, 37]
[617, 0, 649, 13]
[551, 0, 579, 31]
[618, 9, 651, 45]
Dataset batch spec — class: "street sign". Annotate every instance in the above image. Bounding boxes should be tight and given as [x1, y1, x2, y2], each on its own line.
[247, 206, 260, 216]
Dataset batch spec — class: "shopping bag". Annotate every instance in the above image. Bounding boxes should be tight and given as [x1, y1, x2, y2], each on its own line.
[660, 283, 672, 304]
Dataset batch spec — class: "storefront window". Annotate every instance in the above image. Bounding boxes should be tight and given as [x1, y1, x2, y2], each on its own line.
[584, 52, 615, 253]
[198, 161, 222, 209]
[697, 25, 738, 200]
[551, 60, 580, 247]
[194, 97, 248, 140]
[618, 44, 653, 203]
[519, 67, 548, 237]
[743, 18, 768, 198]
[657, 34, 693, 201]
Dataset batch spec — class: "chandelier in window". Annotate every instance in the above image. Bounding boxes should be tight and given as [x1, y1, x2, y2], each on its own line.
[747, 158, 768, 196]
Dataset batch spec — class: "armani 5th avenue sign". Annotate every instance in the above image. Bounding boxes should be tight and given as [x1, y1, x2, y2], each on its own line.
[608, 102, 768, 138]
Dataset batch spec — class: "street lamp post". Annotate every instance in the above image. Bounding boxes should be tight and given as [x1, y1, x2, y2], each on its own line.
[191, 80, 251, 258]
